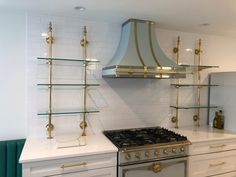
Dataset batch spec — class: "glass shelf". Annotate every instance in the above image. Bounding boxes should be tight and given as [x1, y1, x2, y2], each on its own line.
[37, 57, 99, 63]
[171, 84, 219, 87]
[180, 64, 219, 70]
[37, 83, 100, 87]
[170, 105, 218, 109]
[38, 110, 99, 116]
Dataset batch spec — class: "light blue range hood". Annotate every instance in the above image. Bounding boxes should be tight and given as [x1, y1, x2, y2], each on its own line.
[102, 19, 186, 79]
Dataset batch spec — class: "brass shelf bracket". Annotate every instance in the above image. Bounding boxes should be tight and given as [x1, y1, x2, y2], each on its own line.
[193, 39, 202, 127]
[80, 26, 89, 137]
[171, 36, 180, 128]
[46, 22, 54, 139]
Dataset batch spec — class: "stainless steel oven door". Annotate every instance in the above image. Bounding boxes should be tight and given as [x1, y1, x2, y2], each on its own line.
[119, 157, 187, 177]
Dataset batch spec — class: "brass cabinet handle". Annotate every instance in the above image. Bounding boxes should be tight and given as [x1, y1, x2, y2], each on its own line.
[209, 162, 226, 167]
[209, 144, 227, 148]
[61, 162, 87, 169]
[152, 163, 162, 173]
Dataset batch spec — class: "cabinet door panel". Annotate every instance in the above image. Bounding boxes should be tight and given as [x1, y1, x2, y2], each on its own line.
[124, 163, 184, 177]
[188, 150, 236, 177]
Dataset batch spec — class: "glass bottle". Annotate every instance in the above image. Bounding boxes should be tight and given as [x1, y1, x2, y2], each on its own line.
[213, 111, 219, 128]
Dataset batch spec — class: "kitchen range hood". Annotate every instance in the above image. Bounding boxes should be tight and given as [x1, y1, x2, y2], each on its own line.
[102, 19, 186, 79]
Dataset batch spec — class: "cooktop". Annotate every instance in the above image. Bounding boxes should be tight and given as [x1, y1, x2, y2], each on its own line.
[103, 126, 188, 149]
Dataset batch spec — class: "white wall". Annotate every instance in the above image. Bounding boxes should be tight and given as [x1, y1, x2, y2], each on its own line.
[0, 11, 27, 140]
[1, 11, 236, 140]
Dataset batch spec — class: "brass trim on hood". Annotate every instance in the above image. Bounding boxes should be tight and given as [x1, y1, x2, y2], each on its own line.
[134, 21, 145, 66]
[102, 19, 190, 79]
[149, 22, 161, 67]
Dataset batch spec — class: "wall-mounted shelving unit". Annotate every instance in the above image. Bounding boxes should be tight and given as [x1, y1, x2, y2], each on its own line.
[171, 37, 219, 128]
[37, 22, 99, 139]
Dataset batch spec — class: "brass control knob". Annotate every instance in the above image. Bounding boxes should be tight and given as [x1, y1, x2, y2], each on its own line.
[172, 148, 177, 153]
[154, 150, 160, 156]
[163, 148, 168, 155]
[135, 152, 141, 160]
[180, 146, 185, 152]
[145, 151, 150, 158]
[125, 153, 131, 160]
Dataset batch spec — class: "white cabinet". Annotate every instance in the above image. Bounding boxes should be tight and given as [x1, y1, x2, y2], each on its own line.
[188, 138, 236, 177]
[189, 139, 236, 155]
[22, 152, 117, 177]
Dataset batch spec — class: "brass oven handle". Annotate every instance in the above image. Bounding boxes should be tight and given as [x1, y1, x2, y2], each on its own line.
[61, 162, 87, 169]
[152, 163, 162, 173]
[209, 162, 226, 167]
[209, 144, 227, 148]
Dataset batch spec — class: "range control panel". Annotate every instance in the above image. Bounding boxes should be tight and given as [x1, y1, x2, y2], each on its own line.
[119, 145, 188, 165]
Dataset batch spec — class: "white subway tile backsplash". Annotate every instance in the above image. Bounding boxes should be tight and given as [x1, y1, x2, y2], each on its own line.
[26, 13, 217, 138]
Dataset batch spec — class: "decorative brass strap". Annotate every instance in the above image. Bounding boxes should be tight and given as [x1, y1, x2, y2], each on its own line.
[61, 162, 87, 169]
[116, 68, 192, 75]
[134, 21, 145, 66]
[148, 22, 161, 67]
[209, 161, 226, 167]
[209, 144, 227, 148]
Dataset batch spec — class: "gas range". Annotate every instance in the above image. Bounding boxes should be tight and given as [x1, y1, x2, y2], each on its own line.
[103, 126, 191, 165]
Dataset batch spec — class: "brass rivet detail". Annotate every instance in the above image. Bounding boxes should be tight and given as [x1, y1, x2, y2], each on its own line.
[173, 47, 178, 54]
[80, 121, 88, 129]
[171, 116, 177, 123]
[193, 115, 199, 122]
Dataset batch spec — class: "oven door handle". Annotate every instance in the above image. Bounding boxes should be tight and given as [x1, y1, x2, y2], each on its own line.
[151, 163, 162, 173]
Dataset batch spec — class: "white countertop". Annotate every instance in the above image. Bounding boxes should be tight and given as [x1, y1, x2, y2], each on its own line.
[172, 126, 236, 143]
[20, 126, 236, 164]
[20, 134, 118, 163]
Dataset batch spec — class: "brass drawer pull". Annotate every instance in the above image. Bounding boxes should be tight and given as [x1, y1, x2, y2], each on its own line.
[61, 162, 87, 169]
[209, 162, 226, 167]
[209, 144, 227, 148]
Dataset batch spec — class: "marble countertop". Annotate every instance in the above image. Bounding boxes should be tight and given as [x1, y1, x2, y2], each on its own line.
[171, 126, 236, 143]
[20, 134, 118, 163]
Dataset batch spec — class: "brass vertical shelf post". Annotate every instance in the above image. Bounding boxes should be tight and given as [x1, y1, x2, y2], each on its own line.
[80, 26, 89, 136]
[171, 36, 181, 128]
[193, 39, 202, 127]
[46, 22, 54, 139]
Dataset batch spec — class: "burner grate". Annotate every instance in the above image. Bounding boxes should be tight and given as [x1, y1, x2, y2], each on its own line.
[103, 127, 187, 148]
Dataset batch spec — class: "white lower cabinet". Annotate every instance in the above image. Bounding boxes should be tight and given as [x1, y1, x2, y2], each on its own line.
[188, 138, 236, 177]
[188, 150, 236, 177]
[22, 152, 117, 177]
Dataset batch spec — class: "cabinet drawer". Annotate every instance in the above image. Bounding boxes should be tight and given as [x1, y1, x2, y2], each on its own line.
[188, 150, 236, 177]
[23, 152, 117, 177]
[189, 139, 236, 155]
[51, 166, 116, 177]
